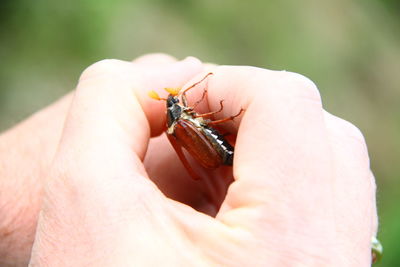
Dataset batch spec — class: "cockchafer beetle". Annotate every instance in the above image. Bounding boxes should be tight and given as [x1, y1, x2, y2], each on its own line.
[149, 73, 243, 180]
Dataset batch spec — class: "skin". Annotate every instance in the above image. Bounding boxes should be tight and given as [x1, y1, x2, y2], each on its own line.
[0, 54, 377, 266]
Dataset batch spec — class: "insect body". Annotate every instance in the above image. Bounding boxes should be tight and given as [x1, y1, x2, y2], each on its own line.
[149, 73, 243, 180]
[166, 93, 234, 168]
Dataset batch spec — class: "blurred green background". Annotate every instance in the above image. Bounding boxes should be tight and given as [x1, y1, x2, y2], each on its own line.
[0, 0, 399, 265]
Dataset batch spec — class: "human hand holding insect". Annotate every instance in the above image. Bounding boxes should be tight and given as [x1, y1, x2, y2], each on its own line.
[147, 72, 245, 211]
[24, 54, 378, 266]
[149, 73, 243, 174]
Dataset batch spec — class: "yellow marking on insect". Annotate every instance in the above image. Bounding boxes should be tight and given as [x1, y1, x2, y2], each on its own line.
[164, 87, 181, 96]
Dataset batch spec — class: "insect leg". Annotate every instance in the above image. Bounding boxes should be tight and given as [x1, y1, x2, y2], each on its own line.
[166, 134, 202, 180]
[193, 100, 224, 118]
[185, 89, 208, 114]
[181, 72, 213, 107]
[207, 108, 244, 125]
[191, 88, 208, 109]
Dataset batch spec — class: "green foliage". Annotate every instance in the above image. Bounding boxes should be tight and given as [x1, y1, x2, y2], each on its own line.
[0, 0, 399, 265]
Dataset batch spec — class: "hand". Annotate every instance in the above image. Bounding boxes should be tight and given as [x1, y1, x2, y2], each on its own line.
[12, 56, 377, 266]
[0, 84, 72, 266]
[0, 54, 203, 266]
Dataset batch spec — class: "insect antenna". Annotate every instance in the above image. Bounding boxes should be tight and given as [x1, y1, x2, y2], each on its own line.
[148, 90, 168, 101]
[164, 88, 181, 96]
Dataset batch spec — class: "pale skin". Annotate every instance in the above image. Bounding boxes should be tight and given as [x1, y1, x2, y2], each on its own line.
[0, 54, 377, 266]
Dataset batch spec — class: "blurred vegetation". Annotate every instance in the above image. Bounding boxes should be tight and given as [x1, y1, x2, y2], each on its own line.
[0, 0, 399, 265]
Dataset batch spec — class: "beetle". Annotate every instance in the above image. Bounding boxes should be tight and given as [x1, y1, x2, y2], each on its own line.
[149, 73, 243, 180]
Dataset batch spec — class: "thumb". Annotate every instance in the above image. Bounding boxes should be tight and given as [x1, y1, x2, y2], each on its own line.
[30, 57, 203, 265]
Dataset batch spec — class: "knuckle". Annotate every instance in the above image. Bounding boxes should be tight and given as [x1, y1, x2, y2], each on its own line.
[328, 114, 370, 161]
[132, 53, 177, 64]
[325, 112, 371, 168]
[340, 119, 368, 149]
[79, 59, 127, 82]
[281, 71, 322, 103]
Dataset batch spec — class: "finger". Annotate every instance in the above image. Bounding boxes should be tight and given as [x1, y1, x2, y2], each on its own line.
[8, 92, 74, 167]
[47, 57, 203, 217]
[132, 53, 177, 65]
[145, 133, 233, 215]
[144, 134, 218, 214]
[71, 57, 202, 158]
[203, 62, 219, 72]
[30, 58, 204, 264]
[183, 66, 337, 261]
[135, 56, 205, 136]
[323, 112, 376, 264]
[0, 93, 73, 266]
[190, 67, 333, 211]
